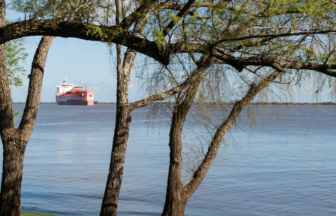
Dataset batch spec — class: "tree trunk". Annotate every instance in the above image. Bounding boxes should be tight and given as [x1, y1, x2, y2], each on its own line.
[162, 78, 207, 215]
[162, 114, 188, 216]
[162, 187, 188, 216]
[0, 131, 26, 216]
[0, 35, 54, 216]
[100, 11, 146, 214]
[160, 57, 213, 216]
[100, 107, 132, 216]
[161, 103, 194, 216]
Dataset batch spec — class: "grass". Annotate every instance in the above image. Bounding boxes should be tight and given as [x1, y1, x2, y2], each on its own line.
[21, 213, 55, 216]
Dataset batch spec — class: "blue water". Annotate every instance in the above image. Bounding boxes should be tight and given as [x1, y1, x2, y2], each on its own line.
[1, 104, 336, 216]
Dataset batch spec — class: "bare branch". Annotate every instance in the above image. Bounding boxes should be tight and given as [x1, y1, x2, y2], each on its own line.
[128, 59, 216, 111]
[211, 49, 336, 77]
[162, 0, 197, 36]
[32, 0, 56, 21]
[186, 69, 282, 196]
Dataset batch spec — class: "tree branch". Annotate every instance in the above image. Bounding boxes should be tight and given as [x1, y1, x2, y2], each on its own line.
[211, 49, 336, 77]
[18, 36, 54, 131]
[162, 0, 196, 36]
[186, 69, 282, 196]
[128, 58, 215, 111]
[211, 29, 336, 48]
[32, 0, 56, 21]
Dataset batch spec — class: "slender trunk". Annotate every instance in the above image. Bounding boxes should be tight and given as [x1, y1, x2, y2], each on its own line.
[162, 110, 188, 216]
[100, 106, 131, 216]
[100, 9, 147, 213]
[162, 62, 210, 216]
[100, 41, 135, 216]
[161, 100, 196, 216]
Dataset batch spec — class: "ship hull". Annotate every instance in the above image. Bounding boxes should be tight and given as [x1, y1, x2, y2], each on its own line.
[56, 90, 95, 106]
[56, 100, 94, 106]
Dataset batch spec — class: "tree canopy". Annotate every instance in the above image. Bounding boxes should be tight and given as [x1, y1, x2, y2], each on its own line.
[1, 0, 336, 78]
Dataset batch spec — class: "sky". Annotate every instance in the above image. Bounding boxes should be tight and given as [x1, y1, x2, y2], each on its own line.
[7, 9, 143, 103]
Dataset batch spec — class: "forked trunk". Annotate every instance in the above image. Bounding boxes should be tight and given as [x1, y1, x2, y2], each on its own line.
[162, 69, 282, 216]
[0, 132, 26, 216]
[0, 35, 54, 216]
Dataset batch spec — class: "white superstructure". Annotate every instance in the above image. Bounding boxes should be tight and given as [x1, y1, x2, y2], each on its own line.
[56, 77, 75, 95]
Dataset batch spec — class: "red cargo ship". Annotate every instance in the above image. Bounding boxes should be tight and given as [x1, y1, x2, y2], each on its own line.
[56, 77, 94, 106]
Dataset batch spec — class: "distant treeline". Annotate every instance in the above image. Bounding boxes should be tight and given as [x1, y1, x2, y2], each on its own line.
[11, 102, 336, 105]
[151, 101, 336, 105]
[251, 102, 336, 105]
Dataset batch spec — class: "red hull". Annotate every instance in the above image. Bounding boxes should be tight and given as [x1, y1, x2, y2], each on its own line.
[57, 100, 94, 106]
[56, 89, 94, 106]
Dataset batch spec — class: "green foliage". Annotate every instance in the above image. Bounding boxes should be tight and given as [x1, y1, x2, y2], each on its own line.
[5, 20, 28, 123]
[153, 29, 166, 49]
[11, 0, 61, 19]
[86, 25, 109, 41]
[6, 36, 28, 88]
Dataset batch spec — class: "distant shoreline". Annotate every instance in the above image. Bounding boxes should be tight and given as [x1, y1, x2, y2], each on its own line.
[13, 102, 117, 104]
[12, 102, 336, 105]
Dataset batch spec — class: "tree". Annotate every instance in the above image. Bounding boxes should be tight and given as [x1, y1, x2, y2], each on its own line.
[0, 0, 101, 213]
[0, 1, 56, 214]
[2, 0, 336, 215]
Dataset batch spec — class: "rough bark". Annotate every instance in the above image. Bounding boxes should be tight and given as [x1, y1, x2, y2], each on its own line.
[162, 67, 282, 216]
[0, 33, 54, 216]
[100, 106, 132, 216]
[0, 132, 26, 216]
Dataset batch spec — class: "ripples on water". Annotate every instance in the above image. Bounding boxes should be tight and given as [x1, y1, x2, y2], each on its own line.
[0, 104, 335, 216]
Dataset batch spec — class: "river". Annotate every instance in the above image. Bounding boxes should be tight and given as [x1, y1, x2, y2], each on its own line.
[1, 104, 335, 216]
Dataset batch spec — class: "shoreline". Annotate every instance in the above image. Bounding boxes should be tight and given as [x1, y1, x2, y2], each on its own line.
[12, 102, 336, 105]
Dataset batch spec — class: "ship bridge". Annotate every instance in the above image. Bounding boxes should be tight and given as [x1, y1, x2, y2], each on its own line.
[56, 77, 75, 95]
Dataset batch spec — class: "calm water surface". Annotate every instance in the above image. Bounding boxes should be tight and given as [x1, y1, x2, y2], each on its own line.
[1, 104, 336, 216]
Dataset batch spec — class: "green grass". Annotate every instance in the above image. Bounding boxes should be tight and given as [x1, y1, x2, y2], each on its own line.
[21, 213, 55, 216]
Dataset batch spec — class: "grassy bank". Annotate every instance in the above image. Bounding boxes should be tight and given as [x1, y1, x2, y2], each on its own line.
[21, 213, 55, 216]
